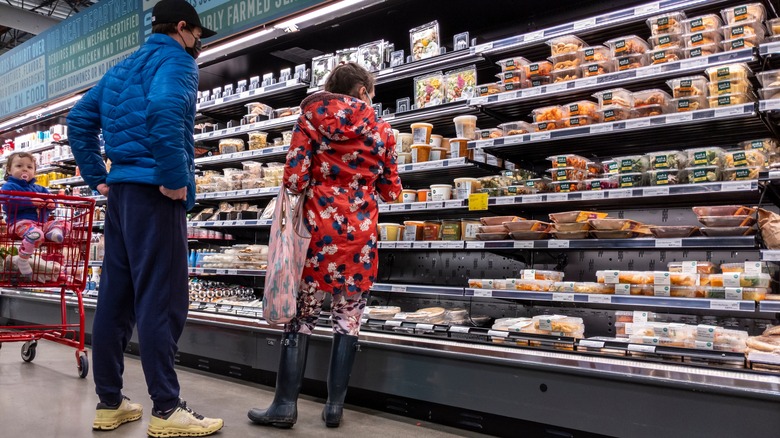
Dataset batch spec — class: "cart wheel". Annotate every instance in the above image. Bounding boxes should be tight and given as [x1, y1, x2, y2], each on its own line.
[77, 353, 89, 378]
[21, 341, 37, 362]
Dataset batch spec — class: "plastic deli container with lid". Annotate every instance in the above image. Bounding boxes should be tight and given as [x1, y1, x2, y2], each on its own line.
[648, 33, 684, 49]
[477, 83, 505, 96]
[759, 88, 780, 100]
[578, 46, 611, 63]
[551, 68, 580, 83]
[724, 149, 766, 167]
[548, 167, 588, 182]
[722, 35, 765, 51]
[646, 150, 687, 169]
[686, 147, 725, 167]
[548, 154, 588, 169]
[563, 116, 598, 127]
[741, 138, 779, 154]
[550, 181, 585, 193]
[580, 61, 614, 77]
[453, 115, 477, 139]
[686, 14, 723, 33]
[597, 107, 631, 123]
[547, 35, 587, 55]
[720, 3, 767, 24]
[647, 12, 687, 35]
[723, 166, 761, 181]
[618, 172, 647, 188]
[498, 121, 534, 136]
[614, 53, 649, 71]
[647, 47, 684, 65]
[722, 21, 767, 40]
[705, 63, 751, 82]
[549, 52, 581, 71]
[565, 100, 599, 118]
[496, 56, 531, 72]
[647, 169, 684, 185]
[410, 122, 433, 144]
[584, 176, 619, 190]
[532, 105, 568, 122]
[768, 18, 780, 35]
[604, 35, 650, 57]
[670, 96, 708, 112]
[523, 60, 553, 78]
[533, 121, 559, 132]
[683, 30, 723, 47]
[633, 90, 674, 108]
[593, 88, 633, 108]
[756, 70, 780, 87]
[708, 80, 753, 96]
[631, 105, 667, 118]
[684, 43, 722, 59]
[667, 76, 709, 98]
[681, 166, 722, 183]
[708, 93, 755, 107]
[496, 71, 526, 84]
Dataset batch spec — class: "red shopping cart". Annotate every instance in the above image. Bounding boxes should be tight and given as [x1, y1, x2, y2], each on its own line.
[0, 190, 95, 378]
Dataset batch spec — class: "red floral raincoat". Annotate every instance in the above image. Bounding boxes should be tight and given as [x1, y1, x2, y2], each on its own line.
[284, 92, 401, 297]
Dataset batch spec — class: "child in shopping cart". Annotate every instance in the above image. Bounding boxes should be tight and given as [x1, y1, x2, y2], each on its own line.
[1, 152, 68, 275]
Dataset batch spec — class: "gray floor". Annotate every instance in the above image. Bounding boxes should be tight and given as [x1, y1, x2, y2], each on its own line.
[0, 340, 490, 437]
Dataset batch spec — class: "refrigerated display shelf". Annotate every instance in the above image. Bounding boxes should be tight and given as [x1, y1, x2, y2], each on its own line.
[189, 301, 264, 319]
[577, 338, 746, 363]
[371, 282, 464, 296]
[374, 50, 485, 86]
[383, 101, 478, 130]
[396, 157, 504, 186]
[196, 186, 280, 202]
[194, 145, 290, 167]
[471, 104, 765, 160]
[194, 115, 298, 142]
[378, 236, 757, 250]
[196, 78, 308, 117]
[189, 219, 273, 228]
[463, 288, 757, 312]
[189, 267, 266, 276]
[379, 199, 467, 214]
[759, 99, 780, 112]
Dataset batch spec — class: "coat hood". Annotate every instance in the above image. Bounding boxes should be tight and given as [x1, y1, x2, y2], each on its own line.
[299, 92, 378, 142]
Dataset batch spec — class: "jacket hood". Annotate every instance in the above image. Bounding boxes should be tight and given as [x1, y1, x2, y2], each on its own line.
[299, 92, 377, 141]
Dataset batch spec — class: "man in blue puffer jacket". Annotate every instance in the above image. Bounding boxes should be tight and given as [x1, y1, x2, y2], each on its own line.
[67, 1, 222, 436]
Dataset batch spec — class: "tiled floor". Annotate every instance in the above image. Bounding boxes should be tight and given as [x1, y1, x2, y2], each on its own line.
[0, 340, 490, 437]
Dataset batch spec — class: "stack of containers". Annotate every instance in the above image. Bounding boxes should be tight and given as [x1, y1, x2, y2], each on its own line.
[704, 63, 755, 108]
[646, 12, 687, 65]
[692, 205, 758, 237]
[667, 75, 710, 112]
[645, 150, 689, 186]
[562, 99, 599, 127]
[680, 144, 725, 185]
[546, 153, 591, 193]
[767, 16, 780, 42]
[577, 45, 613, 77]
[720, 3, 768, 51]
[603, 35, 650, 72]
[757, 69, 780, 100]
[549, 210, 607, 239]
[495, 57, 530, 93]
[546, 35, 587, 83]
[593, 88, 633, 122]
[681, 13, 724, 58]
[721, 142, 767, 181]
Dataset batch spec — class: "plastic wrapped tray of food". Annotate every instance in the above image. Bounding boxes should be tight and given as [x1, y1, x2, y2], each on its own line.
[509, 231, 551, 240]
[705, 63, 751, 82]
[547, 35, 587, 55]
[523, 60, 553, 78]
[551, 67, 580, 83]
[593, 88, 633, 108]
[549, 211, 608, 223]
[477, 82, 505, 96]
[667, 286, 699, 298]
[498, 121, 534, 136]
[647, 12, 687, 35]
[528, 76, 552, 88]
[553, 222, 591, 232]
[496, 56, 531, 72]
[683, 30, 724, 47]
[633, 89, 672, 108]
[723, 166, 761, 181]
[686, 147, 725, 167]
[513, 279, 555, 291]
[720, 3, 767, 24]
[564, 100, 599, 118]
[618, 172, 647, 188]
[725, 149, 766, 167]
[522, 178, 552, 193]
[532, 105, 568, 122]
[550, 181, 585, 193]
[504, 220, 550, 232]
[579, 45, 611, 63]
[563, 116, 597, 127]
[670, 96, 709, 112]
[681, 166, 722, 184]
[631, 105, 667, 118]
[698, 214, 755, 227]
[548, 154, 589, 169]
[413, 72, 444, 109]
[650, 225, 699, 238]
[597, 107, 631, 123]
[693, 205, 756, 217]
[759, 87, 780, 100]
[579, 61, 614, 77]
[478, 224, 509, 234]
[552, 231, 589, 239]
[549, 52, 581, 71]
[476, 232, 510, 241]
[647, 169, 685, 185]
[548, 167, 588, 182]
[708, 92, 755, 107]
[683, 43, 722, 59]
[708, 79, 753, 96]
[648, 33, 685, 49]
[722, 35, 765, 51]
[648, 47, 684, 65]
[646, 150, 687, 170]
[667, 76, 709, 98]
[670, 272, 700, 286]
[715, 272, 770, 287]
[614, 53, 649, 71]
[700, 226, 755, 237]
[686, 14, 723, 33]
[533, 121, 559, 132]
[604, 35, 650, 56]
[496, 71, 525, 84]
[533, 315, 584, 332]
[613, 155, 650, 173]
[723, 20, 767, 39]
[591, 230, 643, 239]
[481, 216, 521, 226]
[584, 176, 620, 190]
[741, 138, 779, 154]
[588, 218, 643, 231]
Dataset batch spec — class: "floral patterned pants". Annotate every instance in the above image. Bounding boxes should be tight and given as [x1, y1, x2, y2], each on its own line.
[285, 284, 369, 336]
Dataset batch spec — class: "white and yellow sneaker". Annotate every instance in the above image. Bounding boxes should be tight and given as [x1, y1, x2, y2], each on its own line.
[92, 396, 143, 430]
[147, 400, 223, 437]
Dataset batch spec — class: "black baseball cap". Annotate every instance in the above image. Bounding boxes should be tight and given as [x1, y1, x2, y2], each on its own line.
[152, 0, 217, 38]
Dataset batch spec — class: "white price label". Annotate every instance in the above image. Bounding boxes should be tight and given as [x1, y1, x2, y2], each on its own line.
[396, 242, 412, 249]
[386, 320, 404, 326]
[695, 340, 714, 350]
[488, 330, 509, 338]
[723, 273, 741, 288]
[696, 325, 718, 341]
[410, 203, 427, 210]
[680, 57, 708, 69]
[524, 30, 545, 41]
[635, 2, 660, 15]
[626, 119, 652, 129]
[393, 313, 408, 320]
[577, 77, 598, 88]
[633, 311, 650, 323]
[590, 124, 614, 133]
[654, 286, 670, 297]
[723, 181, 753, 192]
[655, 238, 682, 248]
[666, 113, 694, 123]
[615, 284, 631, 295]
[579, 340, 605, 349]
[513, 241, 534, 249]
[573, 17, 597, 30]
[523, 195, 543, 204]
[449, 326, 471, 334]
[521, 269, 537, 280]
[227, 269, 238, 275]
[643, 187, 670, 197]
[710, 300, 741, 311]
[715, 106, 746, 117]
[547, 193, 568, 202]
[609, 189, 632, 199]
[628, 344, 656, 353]
[725, 288, 743, 300]
[445, 200, 464, 208]
[427, 202, 444, 209]
[494, 196, 516, 205]
[216, 269, 228, 275]
[553, 293, 575, 302]
[497, 92, 516, 102]
[416, 324, 435, 331]
[546, 83, 569, 93]
[744, 262, 762, 275]
[412, 242, 430, 249]
[531, 132, 551, 141]
[653, 272, 671, 286]
[549, 240, 570, 249]
[681, 261, 698, 274]
[602, 271, 620, 284]
[523, 87, 542, 97]
[588, 295, 612, 304]
[469, 241, 486, 249]
[473, 289, 493, 298]
[390, 285, 407, 292]
[582, 191, 606, 200]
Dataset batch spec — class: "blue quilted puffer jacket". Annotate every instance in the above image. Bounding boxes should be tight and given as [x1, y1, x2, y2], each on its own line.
[67, 34, 198, 210]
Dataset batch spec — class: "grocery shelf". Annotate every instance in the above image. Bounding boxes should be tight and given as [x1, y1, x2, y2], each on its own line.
[196, 186, 280, 202]
[378, 236, 757, 251]
[189, 267, 266, 276]
[469, 49, 755, 120]
[759, 301, 780, 312]
[371, 283, 465, 296]
[196, 78, 308, 120]
[374, 50, 484, 86]
[190, 219, 272, 228]
[397, 157, 503, 186]
[194, 145, 290, 167]
[383, 101, 478, 130]
[49, 176, 84, 186]
[194, 115, 298, 142]
[464, 288, 757, 312]
[471, 104, 765, 160]
[577, 337, 746, 363]
[378, 199, 467, 214]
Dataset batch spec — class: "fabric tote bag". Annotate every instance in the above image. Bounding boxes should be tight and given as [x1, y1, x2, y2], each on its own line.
[263, 189, 311, 325]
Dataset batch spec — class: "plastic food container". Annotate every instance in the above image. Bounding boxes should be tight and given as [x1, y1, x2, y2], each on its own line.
[647, 12, 687, 35]
[725, 149, 766, 167]
[553, 222, 591, 232]
[548, 167, 588, 182]
[415, 189, 431, 202]
[513, 279, 555, 291]
[768, 18, 780, 36]
[523, 178, 552, 193]
[631, 105, 667, 118]
[523, 61, 553, 78]
[499, 121, 534, 136]
[650, 225, 698, 238]
[721, 35, 765, 51]
[698, 215, 754, 227]
[476, 128, 503, 140]
[759, 88, 780, 100]
[684, 43, 722, 59]
[579, 46, 611, 63]
[414, 73, 444, 109]
[429, 147, 448, 161]
[496, 71, 525, 84]
[647, 169, 684, 185]
[584, 176, 619, 190]
[721, 3, 767, 24]
[410, 122, 433, 144]
[617, 172, 647, 188]
[670, 96, 708, 112]
[248, 131, 268, 150]
[681, 166, 722, 183]
[496, 57, 531, 72]
[504, 220, 550, 232]
[509, 230, 551, 241]
[693, 205, 756, 217]
[720, 262, 764, 273]
[723, 21, 767, 40]
[597, 107, 631, 123]
[593, 88, 633, 108]
[551, 67, 580, 83]
[430, 184, 453, 201]
[648, 47, 684, 65]
[602, 160, 619, 174]
[564, 101, 599, 119]
[686, 14, 723, 33]
[532, 105, 568, 122]
[401, 189, 417, 203]
[708, 80, 753, 96]
[579, 61, 614, 77]
[686, 147, 725, 167]
[757, 70, 780, 87]
[477, 83, 505, 96]
[548, 154, 589, 169]
[700, 226, 755, 237]
[411, 144, 432, 163]
[528, 76, 553, 88]
[648, 33, 684, 49]
[396, 152, 412, 165]
[549, 211, 608, 223]
[614, 53, 649, 71]
[440, 220, 462, 241]
[549, 52, 581, 71]
[667, 76, 709, 98]
[378, 223, 403, 241]
[604, 35, 650, 56]
[461, 219, 482, 241]
[454, 177, 482, 199]
[614, 155, 650, 173]
[708, 93, 755, 107]
[563, 116, 598, 127]
[705, 64, 751, 82]
[632, 89, 672, 108]
[533, 121, 559, 132]
[667, 261, 715, 274]
[646, 150, 687, 169]
[547, 35, 587, 55]
[588, 218, 643, 231]
[683, 30, 724, 47]
[741, 138, 779, 154]
[550, 181, 584, 193]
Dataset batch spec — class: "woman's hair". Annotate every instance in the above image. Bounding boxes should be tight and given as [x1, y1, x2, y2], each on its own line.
[5, 152, 36, 180]
[324, 62, 375, 98]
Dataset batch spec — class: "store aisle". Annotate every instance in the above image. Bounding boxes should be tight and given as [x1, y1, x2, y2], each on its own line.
[0, 341, 488, 437]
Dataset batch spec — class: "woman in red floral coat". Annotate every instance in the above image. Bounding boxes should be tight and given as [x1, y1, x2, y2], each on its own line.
[249, 63, 401, 429]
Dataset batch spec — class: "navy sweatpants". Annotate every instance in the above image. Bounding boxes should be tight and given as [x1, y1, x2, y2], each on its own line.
[92, 183, 189, 412]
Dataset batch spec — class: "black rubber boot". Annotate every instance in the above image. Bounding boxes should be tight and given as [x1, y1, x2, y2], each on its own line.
[248, 332, 309, 428]
[321, 333, 359, 428]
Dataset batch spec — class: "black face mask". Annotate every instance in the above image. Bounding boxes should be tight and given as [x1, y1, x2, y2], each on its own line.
[182, 29, 202, 59]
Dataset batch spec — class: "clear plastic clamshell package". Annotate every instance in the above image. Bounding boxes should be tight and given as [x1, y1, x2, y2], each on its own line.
[646, 12, 687, 35]
[409, 21, 440, 61]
